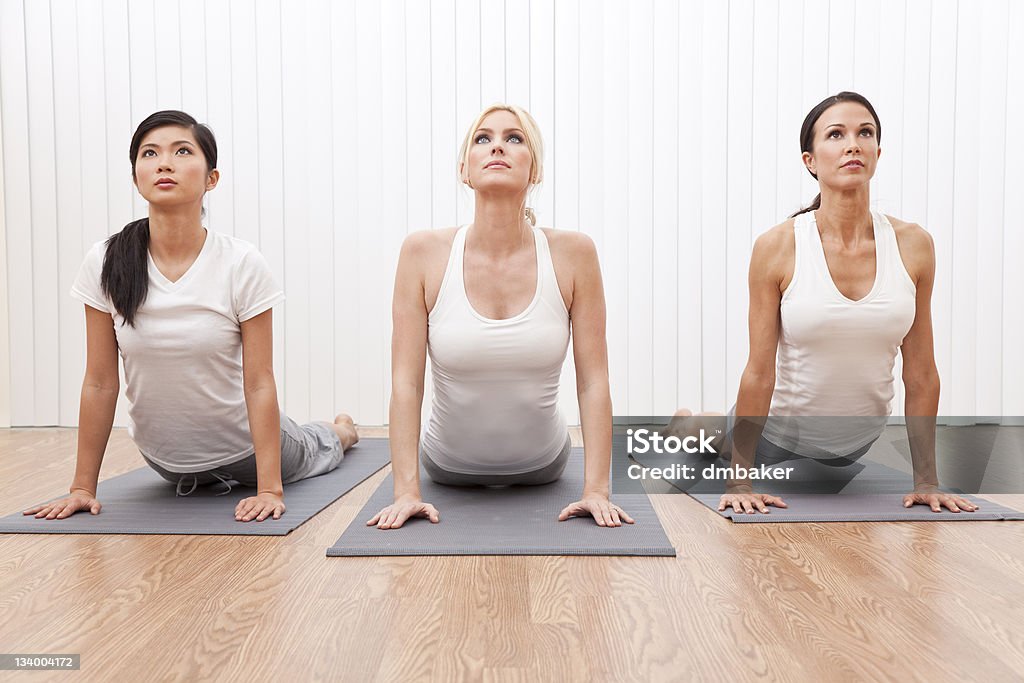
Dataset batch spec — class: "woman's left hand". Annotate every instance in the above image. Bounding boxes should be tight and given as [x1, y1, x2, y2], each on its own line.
[902, 489, 979, 513]
[559, 494, 635, 527]
[235, 492, 287, 522]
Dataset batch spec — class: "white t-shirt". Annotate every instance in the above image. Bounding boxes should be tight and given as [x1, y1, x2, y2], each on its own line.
[71, 229, 285, 473]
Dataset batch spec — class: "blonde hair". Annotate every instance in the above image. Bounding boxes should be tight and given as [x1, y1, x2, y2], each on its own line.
[458, 103, 544, 225]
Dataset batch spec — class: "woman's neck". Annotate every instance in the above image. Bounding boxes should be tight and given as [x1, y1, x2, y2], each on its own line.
[469, 193, 531, 256]
[147, 204, 206, 260]
[816, 185, 873, 244]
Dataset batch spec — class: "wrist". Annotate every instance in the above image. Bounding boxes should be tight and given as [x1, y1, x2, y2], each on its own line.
[69, 485, 96, 497]
[725, 481, 753, 494]
[258, 488, 284, 498]
[582, 487, 609, 500]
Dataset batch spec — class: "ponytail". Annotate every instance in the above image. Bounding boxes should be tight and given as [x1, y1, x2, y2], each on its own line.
[525, 207, 537, 227]
[790, 193, 821, 218]
[101, 218, 150, 327]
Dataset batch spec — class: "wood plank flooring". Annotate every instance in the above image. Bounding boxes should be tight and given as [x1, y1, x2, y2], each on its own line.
[1, 428, 1022, 682]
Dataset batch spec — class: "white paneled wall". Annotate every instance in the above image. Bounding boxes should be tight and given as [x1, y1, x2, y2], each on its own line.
[1, 0, 1021, 428]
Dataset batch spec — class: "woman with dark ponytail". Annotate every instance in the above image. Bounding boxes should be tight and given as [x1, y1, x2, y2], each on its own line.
[675, 92, 975, 516]
[24, 111, 358, 523]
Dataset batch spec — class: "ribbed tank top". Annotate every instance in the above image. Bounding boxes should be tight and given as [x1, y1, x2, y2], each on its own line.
[763, 210, 917, 458]
[421, 225, 571, 474]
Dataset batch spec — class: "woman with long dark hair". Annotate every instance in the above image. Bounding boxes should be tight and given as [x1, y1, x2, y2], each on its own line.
[24, 110, 358, 523]
[685, 92, 976, 515]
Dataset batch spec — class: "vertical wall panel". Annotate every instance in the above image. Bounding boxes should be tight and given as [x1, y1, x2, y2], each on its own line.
[379, 0, 407, 423]
[625, 0, 653, 417]
[529, 0, 554, 225]
[553, 0, 580, 423]
[0, 92, 7, 427]
[1, 1, 1020, 425]
[775, 0, 804, 220]
[975, 0, 1009, 417]
[924, 0, 957, 417]
[505, 0, 530, 108]
[950, 3, 980, 417]
[651, 0, 679, 414]
[675, 0, 703, 411]
[229, 0, 260, 247]
[454, 0, 481, 227]
[101, 0, 133, 427]
[699, 0, 728, 411]
[430, 0, 457, 229]
[1003, 0, 1024, 418]
[331, 0, 360, 419]
[153, 0, 182, 107]
[24, 0, 59, 424]
[127, 0, 155, 220]
[724, 0, 753, 406]
[254, 0, 286, 394]
[827, 0, 853, 91]
[204, 0, 233, 234]
[355, 0, 386, 425]
[2, 0, 35, 426]
[306, 0, 336, 421]
[602, 0, 628, 415]
[280, 0, 310, 422]
[179, 0, 208, 118]
[52, 1, 86, 426]
[480, 0, 506, 106]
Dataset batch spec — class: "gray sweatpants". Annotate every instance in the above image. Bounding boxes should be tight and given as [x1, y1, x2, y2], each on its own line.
[142, 413, 344, 496]
[421, 433, 573, 487]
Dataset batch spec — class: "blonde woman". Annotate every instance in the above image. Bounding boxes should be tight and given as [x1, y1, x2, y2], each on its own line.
[368, 104, 632, 530]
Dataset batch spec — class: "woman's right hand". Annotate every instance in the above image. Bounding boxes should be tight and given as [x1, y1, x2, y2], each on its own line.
[23, 490, 102, 519]
[366, 496, 440, 529]
[717, 491, 787, 514]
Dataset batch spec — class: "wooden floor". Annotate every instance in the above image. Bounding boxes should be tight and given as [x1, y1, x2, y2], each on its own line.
[1, 428, 1023, 682]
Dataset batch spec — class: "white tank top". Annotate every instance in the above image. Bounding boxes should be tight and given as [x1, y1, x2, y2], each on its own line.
[421, 225, 571, 474]
[763, 210, 917, 457]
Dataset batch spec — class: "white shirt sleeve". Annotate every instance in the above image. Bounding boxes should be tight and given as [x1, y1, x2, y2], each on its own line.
[233, 246, 285, 322]
[70, 240, 111, 313]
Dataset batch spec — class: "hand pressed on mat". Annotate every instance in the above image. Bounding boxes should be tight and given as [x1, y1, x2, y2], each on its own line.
[903, 488, 979, 513]
[559, 493, 634, 527]
[367, 495, 440, 529]
[23, 489, 102, 519]
[718, 490, 788, 515]
[235, 491, 286, 522]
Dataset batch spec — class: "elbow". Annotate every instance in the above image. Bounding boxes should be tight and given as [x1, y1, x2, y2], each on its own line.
[243, 369, 278, 397]
[740, 366, 775, 395]
[903, 368, 940, 397]
[391, 381, 424, 405]
[576, 373, 610, 400]
[82, 371, 119, 396]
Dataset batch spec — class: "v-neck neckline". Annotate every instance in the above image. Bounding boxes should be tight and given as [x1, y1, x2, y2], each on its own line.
[148, 228, 211, 290]
[810, 211, 882, 304]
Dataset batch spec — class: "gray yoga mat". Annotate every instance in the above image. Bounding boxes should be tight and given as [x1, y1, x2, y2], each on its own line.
[0, 439, 391, 536]
[684, 453, 1024, 522]
[690, 492, 1024, 523]
[327, 449, 676, 557]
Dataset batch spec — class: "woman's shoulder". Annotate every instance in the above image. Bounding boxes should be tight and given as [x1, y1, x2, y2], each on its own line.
[752, 218, 797, 258]
[883, 214, 934, 279]
[884, 214, 932, 246]
[400, 227, 459, 258]
[540, 227, 597, 258]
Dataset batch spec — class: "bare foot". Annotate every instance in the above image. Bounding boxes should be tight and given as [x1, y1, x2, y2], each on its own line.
[332, 413, 360, 450]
